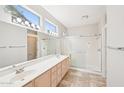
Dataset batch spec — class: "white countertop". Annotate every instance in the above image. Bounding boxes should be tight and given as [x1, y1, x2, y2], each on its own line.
[0, 55, 69, 87]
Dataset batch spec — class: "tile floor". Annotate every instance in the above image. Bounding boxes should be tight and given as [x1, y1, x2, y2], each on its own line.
[58, 69, 106, 87]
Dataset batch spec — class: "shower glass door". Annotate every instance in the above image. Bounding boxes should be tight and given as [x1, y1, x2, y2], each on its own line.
[63, 36, 88, 69]
[63, 36, 102, 72]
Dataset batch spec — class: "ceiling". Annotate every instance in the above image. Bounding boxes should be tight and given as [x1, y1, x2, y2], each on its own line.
[43, 5, 105, 28]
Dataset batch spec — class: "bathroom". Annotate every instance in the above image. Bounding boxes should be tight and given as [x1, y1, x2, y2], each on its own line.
[0, 4, 124, 87]
[0, 5, 105, 87]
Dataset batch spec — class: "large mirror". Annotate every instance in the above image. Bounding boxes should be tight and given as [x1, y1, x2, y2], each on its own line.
[0, 20, 61, 68]
[0, 5, 62, 69]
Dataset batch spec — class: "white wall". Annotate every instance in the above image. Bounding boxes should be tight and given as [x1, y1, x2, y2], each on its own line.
[0, 21, 27, 68]
[62, 24, 98, 55]
[68, 24, 98, 36]
[107, 6, 124, 86]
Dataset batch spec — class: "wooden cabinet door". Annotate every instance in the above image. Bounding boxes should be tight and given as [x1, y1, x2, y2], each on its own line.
[62, 58, 69, 78]
[35, 70, 51, 87]
[56, 63, 62, 84]
[24, 81, 34, 87]
[65, 58, 70, 71]
[51, 63, 62, 86]
[62, 60, 66, 77]
[51, 80, 57, 87]
[51, 66, 57, 87]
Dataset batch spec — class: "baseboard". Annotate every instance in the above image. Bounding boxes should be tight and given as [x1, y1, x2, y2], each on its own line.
[70, 67, 102, 76]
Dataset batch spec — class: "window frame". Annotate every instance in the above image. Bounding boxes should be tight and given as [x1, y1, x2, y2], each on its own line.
[44, 18, 59, 36]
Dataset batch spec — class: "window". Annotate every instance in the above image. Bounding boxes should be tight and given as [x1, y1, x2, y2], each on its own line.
[44, 19, 58, 36]
[6, 5, 41, 30]
[15, 5, 40, 27]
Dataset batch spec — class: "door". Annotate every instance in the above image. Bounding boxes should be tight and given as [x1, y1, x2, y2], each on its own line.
[35, 70, 51, 87]
[107, 6, 124, 86]
[27, 36, 37, 60]
[64, 37, 88, 69]
[87, 37, 101, 72]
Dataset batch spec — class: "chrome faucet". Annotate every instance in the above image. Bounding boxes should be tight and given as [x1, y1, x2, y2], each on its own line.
[12, 65, 24, 74]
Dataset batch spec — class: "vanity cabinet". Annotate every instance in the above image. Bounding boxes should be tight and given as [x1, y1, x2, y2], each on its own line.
[34, 70, 51, 87]
[23, 57, 69, 87]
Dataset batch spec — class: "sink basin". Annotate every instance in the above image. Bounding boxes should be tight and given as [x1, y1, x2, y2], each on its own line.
[10, 70, 35, 82]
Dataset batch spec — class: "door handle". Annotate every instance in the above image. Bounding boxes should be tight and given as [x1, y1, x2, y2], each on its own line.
[117, 47, 124, 51]
[107, 46, 124, 51]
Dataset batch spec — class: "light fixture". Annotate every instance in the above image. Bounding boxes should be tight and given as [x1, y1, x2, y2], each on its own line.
[17, 17, 22, 23]
[25, 21, 30, 26]
[12, 18, 17, 23]
[31, 23, 35, 28]
[36, 25, 40, 30]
